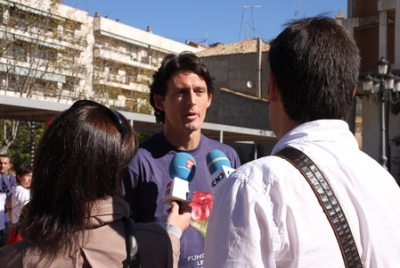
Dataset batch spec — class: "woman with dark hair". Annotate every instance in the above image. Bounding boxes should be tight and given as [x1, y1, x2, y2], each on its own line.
[0, 100, 191, 267]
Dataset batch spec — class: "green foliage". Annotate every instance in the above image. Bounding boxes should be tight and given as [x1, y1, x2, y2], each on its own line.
[0, 120, 45, 171]
[136, 132, 152, 144]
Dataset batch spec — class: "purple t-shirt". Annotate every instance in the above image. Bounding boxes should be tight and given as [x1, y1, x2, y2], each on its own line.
[0, 174, 16, 193]
[122, 131, 240, 268]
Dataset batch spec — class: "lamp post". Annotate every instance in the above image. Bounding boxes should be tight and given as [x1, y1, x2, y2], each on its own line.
[362, 57, 400, 170]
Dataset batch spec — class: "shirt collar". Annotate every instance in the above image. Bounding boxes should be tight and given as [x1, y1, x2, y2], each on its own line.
[272, 119, 359, 154]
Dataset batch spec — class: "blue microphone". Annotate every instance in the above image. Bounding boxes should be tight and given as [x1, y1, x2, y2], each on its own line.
[206, 150, 235, 195]
[163, 152, 196, 204]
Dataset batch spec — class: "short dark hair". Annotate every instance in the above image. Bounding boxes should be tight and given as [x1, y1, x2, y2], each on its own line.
[15, 165, 33, 185]
[149, 51, 215, 123]
[269, 16, 360, 122]
[19, 101, 138, 256]
[15, 165, 32, 177]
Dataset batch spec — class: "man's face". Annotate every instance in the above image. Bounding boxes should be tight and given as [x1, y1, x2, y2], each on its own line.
[155, 71, 212, 137]
[0, 157, 11, 174]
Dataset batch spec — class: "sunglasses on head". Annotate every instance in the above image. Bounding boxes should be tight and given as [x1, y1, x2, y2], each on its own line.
[71, 100, 127, 143]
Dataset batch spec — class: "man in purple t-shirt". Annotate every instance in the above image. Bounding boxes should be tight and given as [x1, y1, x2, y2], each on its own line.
[122, 51, 240, 268]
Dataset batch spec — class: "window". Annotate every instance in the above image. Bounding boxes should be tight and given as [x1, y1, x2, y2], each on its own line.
[32, 45, 57, 61]
[130, 46, 138, 61]
[94, 59, 106, 71]
[9, 7, 26, 29]
[12, 42, 26, 61]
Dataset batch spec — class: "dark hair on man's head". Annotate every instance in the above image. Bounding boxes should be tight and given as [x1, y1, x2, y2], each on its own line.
[16, 165, 33, 185]
[149, 51, 214, 123]
[268, 15, 360, 122]
[19, 102, 138, 256]
[15, 165, 32, 177]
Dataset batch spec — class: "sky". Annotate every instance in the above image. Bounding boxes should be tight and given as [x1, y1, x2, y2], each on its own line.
[63, 0, 347, 46]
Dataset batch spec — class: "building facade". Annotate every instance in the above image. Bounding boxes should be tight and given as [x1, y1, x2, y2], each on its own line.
[197, 38, 277, 161]
[0, 0, 203, 111]
[341, 0, 400, 181]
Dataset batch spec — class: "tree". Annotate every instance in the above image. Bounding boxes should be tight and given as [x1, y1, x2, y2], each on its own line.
[0, 119, 45, 169]
[0, 119, 18, 154]
[0, 0, 92, 154]
[1, 0, 160, 157]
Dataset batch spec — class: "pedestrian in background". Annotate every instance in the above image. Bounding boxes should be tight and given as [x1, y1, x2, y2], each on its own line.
[6, 165, 32, 245]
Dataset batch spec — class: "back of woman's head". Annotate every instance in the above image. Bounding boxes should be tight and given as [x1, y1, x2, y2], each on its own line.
[19, 100, 137, 255]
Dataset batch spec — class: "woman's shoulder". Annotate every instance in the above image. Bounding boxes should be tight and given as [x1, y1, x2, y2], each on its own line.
[0, 240, 30, 268]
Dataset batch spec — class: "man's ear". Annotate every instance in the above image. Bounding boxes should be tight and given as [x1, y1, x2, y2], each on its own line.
[153, 94, 165, 111]
[207, 92, 213, 108]
[353, 87, 357, 97]
[268, 72, 280, 101]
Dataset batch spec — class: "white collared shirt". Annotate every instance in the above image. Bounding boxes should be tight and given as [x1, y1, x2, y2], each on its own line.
[11, 186, 30, 224]
[205, 120, 400, 268]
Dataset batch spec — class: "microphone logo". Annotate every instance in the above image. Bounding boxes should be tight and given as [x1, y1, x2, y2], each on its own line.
[206, 150, 235, 194]
[163, 152, 196, 204]
[186, 159, 195, 169]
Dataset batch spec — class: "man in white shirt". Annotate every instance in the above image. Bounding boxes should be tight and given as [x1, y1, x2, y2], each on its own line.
[204, 16, 400, 268]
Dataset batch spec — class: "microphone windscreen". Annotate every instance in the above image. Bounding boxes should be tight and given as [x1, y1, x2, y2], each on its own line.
[169, 152, 196, 182]
[206, 150, 232, 174]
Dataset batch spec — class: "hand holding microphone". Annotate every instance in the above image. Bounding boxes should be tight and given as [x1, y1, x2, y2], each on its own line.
[166, 201, 192, 237]
[163, 152, 196, 205]
[206, 150, 235, 195]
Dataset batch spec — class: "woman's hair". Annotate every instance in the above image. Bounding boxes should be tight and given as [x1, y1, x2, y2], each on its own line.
[19, 100, 138, 255]
[15, 165, 33, 185]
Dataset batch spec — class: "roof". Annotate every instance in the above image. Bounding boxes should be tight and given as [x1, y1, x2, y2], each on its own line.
[0, 95, 276, 143]
[196, 38, 270, 57]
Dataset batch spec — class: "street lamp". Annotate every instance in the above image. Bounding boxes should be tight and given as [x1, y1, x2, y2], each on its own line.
[362, 57, 400, 170]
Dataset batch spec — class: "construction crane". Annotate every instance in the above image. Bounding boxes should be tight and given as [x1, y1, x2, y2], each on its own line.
[239, 5, 262, 41]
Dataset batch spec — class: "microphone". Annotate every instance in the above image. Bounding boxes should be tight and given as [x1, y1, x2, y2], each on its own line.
[162, 152, 196, 205]
[206, 150, 235, 194]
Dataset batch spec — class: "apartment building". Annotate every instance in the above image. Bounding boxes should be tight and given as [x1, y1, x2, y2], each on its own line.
[0, 0, 92, 103]
[0, 0, 279, 165]
[0, 0, 203, 111]
[342, 0, 400, 72]
[341, 0, 400, 180]
[91, 14, 203, 111]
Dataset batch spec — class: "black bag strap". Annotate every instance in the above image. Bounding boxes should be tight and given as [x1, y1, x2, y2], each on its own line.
[275, 147, 363, 268]
[123, 217, 141, 268]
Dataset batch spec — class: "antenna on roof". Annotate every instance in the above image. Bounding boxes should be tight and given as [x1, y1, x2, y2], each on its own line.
[239, 5, 262, 41]
[294, 0, 301, 18]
